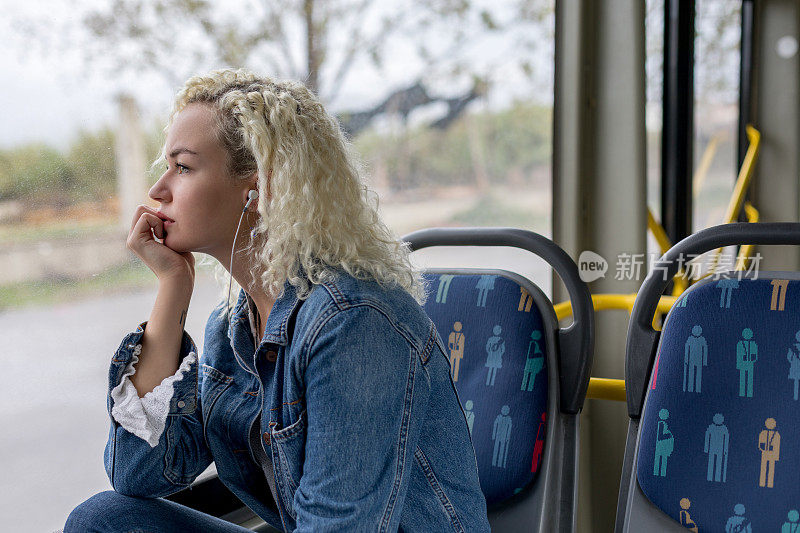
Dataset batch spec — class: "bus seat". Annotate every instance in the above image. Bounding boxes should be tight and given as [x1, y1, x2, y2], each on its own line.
[616, 222, 800, 532]
[405, 227, 594, 532]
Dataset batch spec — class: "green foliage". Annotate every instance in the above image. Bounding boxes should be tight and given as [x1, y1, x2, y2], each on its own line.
[66, 128, 117, 202]
[0, 101, 551, 209]
[0, 144, 74, 207]
[0, 128, 117, 207]
[449, 192, 545, 228]
[481, 102, 551, 177]
[354, 101, 552, 190]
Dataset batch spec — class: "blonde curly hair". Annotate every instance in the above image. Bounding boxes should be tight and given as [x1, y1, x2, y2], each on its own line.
[157, 68, 426, 310]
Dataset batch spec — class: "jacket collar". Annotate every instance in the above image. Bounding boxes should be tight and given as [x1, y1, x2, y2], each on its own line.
[230, 278, 304, 347]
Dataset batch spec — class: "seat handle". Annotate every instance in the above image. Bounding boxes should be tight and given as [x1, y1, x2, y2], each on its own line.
[403, 226, 594, 414]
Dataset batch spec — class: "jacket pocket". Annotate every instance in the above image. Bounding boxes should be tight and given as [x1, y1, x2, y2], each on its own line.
[271, 408, 307, 519]
[200, 364, 233, 437]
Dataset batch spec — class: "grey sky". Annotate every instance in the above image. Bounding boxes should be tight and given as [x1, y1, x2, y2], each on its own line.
[0, 0, 554, 150]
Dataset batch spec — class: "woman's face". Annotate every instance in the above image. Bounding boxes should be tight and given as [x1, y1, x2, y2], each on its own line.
[149, 102, 252, 259]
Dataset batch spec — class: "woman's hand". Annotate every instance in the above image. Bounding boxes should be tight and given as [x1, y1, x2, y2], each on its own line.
[126, 204, 195, 286]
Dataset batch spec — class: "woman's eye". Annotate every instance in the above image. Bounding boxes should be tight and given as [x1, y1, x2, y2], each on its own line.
[176, 164, 189, 174]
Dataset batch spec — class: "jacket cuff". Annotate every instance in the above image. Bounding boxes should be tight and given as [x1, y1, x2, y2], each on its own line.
[109, 321, 199, 418]
[110, 350, 197, 447]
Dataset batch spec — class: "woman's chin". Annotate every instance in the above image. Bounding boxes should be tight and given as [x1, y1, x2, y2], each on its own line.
[163, 237, 192, 254]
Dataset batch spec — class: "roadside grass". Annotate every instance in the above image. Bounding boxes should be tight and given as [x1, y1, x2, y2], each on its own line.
[0, 259, 221, 311]
[0, 188, 551, 311]
[0, 261, 155, 311]
[448, 192, 547, 230]
[0, 219, 119, 245]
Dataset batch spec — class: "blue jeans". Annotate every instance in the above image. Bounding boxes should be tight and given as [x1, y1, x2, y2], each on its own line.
[65, 491, 253, 532]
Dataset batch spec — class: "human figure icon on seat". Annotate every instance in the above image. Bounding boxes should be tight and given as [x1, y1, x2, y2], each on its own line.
[448, 321, 465, 382]
[463, 400, 475, 435]
[704, 413, 729, 482]
[725, 504, 751, 533]
[531, 412, 546, 473]
[758, 417, 780, 488]
[717, 277, 739, 308]
[684, 325, 707, 393]
[436, 274, 455, 303]
[781, 509, 800, 533]
[518, 286, 534, 312]
[492, 405, 512, 468]
[654, 408, 674, 477]
[771, 279, 790, 311]
[679, 498, 698, 532]
[521, 330, 544, 391]
[484, 325, 505, 386]
[787, 330, 800, 400]
[475, 275, 497, 307]
[736, 328, 758, 398]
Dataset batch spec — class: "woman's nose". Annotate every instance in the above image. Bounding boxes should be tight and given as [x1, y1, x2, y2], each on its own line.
[148, 173, 170, 202]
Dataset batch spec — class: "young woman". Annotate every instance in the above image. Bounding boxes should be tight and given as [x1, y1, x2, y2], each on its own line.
[64, 68, 489, 532]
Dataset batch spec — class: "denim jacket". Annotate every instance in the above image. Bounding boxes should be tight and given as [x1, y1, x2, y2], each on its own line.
[105, 270, 490, 532]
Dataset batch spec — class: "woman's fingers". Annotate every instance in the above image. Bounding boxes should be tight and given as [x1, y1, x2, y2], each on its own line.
[130, 211, 163, 243]
[129, 205, 163, 237]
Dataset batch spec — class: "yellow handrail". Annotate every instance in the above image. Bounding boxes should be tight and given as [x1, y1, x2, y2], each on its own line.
[555, 294, 679, 403]
[646, 208, 688, 295]
[556, 126, 762, 404]
[723, 125, 761, 224]
[647, 208, 673, 256]
[735, 202, 760, 271]
[586, 377, 626, 402]
[709, 125, 761, 272]
[693, 131, 726, 196]
[554, 293, 677, 330]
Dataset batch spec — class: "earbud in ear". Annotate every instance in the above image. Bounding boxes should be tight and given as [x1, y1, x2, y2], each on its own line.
[243, 189, 259, 211]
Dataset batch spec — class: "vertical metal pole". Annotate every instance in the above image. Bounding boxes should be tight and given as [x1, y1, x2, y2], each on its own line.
[738, 0, 756, 171]
[554, 1, 647, 530]
[661, 0, 695, 241]
[751, 0, 800, 268]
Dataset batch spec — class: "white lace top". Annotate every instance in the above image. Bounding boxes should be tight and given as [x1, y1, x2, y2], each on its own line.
[110, 347, 197, 448]
[110, 295, 261, 448]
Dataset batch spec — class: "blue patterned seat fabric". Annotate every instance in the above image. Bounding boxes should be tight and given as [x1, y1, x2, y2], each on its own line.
[422, 272, 549, 506]
[637, 273, 800, 532]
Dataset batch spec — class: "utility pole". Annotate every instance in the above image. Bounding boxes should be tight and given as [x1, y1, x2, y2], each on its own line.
[114, 94, 147, 233]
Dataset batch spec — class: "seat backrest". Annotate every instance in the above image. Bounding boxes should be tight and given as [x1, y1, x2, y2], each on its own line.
[422, 269, 552, 506]
[618, 222, 800, 533]
[403, 226, 593, 533]
[634, 272, 800, 531]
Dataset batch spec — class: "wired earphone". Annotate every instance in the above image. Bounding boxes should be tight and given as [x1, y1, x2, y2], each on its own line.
[226, 188, 259, 339]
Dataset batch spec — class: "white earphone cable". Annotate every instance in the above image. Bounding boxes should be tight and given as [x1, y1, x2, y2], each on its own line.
[227, 189, 259, 376]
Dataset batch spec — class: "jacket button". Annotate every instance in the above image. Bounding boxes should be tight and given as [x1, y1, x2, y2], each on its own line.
[177, 400, 185, 408]
[266, 350, 278, 362]
[263, 432, 271, 445]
